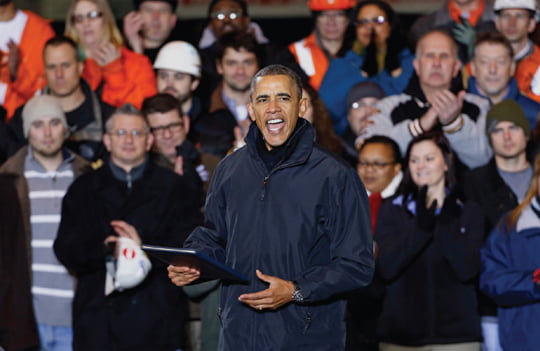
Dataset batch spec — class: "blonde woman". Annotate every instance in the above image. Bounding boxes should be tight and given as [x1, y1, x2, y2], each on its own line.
[65, 0, 156, 108]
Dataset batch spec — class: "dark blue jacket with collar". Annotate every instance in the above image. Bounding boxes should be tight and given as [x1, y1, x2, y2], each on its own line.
[467, 76, 539, 131]
[481, 206, 540, 351]
[184, 118, 374, 350]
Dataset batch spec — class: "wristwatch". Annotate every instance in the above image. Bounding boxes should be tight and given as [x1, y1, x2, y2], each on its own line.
[291, 282, 304, 303]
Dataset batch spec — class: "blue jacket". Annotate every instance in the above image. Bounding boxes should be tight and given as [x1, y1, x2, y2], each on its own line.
[184, 119, 374, 350]
[319, 49, 415, 135]
[467, 76, 539, 130]
[481, 206, 540, 351]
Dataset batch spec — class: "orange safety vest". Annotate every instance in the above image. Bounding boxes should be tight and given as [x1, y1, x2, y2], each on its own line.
[515, 44, 540, 103]
[288, 32, 329, 91]
[2, 10, 54, 120]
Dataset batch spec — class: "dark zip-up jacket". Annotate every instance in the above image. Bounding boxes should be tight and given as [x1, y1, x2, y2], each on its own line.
[184, 119, 374, 350]
[375, 191, 484, 346]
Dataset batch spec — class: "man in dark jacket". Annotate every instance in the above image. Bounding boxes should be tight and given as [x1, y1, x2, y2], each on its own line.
[168, 65, 374, 350]
[54, 104, 203, 351]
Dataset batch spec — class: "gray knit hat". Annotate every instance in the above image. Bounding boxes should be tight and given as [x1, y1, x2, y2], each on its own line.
[486, 99, 530, 138]
[346, 82, 385, 109]
[22, 95, 68, 138]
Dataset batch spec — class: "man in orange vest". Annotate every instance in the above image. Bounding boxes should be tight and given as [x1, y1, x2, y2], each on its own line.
[0, 0, 55, 120]
[494, 0, 540, 104]
[288, 0, 354, 90]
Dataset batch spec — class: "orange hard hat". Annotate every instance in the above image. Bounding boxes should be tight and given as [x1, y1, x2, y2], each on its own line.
[308, 0, 355, 11]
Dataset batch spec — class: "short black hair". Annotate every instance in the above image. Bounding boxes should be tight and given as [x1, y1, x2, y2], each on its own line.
[141, 93, 183, 118]
[250, 64, 303, 101]
[216, 30, 264, 67]
[359, 135, 402, 165]
[44, 36, 81, 62]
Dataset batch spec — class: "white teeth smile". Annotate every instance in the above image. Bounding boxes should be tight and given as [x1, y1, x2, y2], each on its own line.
[267, 119, 283, 124]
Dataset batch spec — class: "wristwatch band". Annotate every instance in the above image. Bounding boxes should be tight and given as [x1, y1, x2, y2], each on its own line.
[291, 282, 304, 303]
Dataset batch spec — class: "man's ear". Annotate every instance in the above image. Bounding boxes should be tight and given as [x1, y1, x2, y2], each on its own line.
[216, 59, 223, 75]
[413, 57, 419, 75]
[190, 78, 200, 92]
[182, 115, 190, 134]
[103, 133, 111, 152]
[298, 98, 308, 117]
[169, 14, 177, 28]
[452, 59, 463, 78]
[145, 132, 154, 151]
[77, 61, 84, 76]
[247, 101, 255, 121]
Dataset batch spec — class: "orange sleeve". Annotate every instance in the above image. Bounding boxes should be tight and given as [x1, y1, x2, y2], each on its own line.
[98, 47, 157, 109]
[3, 11, 54, 120]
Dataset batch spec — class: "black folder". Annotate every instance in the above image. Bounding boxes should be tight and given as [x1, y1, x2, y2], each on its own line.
[141, 244, 249, 283]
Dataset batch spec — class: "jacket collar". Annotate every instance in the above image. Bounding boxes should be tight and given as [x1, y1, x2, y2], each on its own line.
[466, 76, 520, 104]
[245, 117, 315, 171]
[208, 82, 228, 114]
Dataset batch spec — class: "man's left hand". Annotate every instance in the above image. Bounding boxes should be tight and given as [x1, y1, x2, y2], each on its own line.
[238, 270, 295, 311]
[432, 90, 465, 125]
[110, 220, 142, 246]
[7, 39, 19, 81]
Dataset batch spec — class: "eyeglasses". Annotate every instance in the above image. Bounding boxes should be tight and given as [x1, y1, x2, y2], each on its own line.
[358, 160, 394, 170]
[351, 101, 377, 110]
[150, 122, 184, 135]
[355, 15, 386, 26]
[72, 11, 103, 24]
[108, 129, 148, 138]
[210, 11, 242, 21]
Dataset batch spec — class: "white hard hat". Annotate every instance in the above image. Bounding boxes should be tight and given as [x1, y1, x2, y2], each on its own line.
[494, 0, 537, 11]
[154, 41, 202, 78]
[114, 237, 152, 291]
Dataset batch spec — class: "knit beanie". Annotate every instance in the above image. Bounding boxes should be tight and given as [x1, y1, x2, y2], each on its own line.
[485, 99, 530, 138]
[346, 82, 385, 109]
[22, 95, 68, 138]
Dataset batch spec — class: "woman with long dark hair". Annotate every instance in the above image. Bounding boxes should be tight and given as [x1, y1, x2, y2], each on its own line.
[319, 0, 415, 135]
[375, 131, 483, 350]
[481, 153, 540, 351]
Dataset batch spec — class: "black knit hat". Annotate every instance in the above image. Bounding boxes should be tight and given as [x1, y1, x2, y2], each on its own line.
[134, 0, 178, 11]
[346, 82, 385, 109]
[486, 99, 530, 138]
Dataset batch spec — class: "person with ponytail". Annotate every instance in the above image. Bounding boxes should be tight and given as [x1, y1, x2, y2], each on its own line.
[481, 153, 540, 351]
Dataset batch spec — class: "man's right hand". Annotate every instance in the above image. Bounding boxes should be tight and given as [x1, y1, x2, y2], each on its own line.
[168, 265, 200, 286]
[123, 11, 144, 53]
[418, 107, 438, 132]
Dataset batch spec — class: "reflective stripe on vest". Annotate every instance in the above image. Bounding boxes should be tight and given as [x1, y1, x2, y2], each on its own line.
[294, 40, 316, 77]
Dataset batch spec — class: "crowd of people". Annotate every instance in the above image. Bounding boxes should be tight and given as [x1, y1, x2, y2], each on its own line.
[2, 0, 540, 350]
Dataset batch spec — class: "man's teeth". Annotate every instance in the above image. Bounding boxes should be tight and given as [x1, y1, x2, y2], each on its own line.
[267, 119, 283, 124]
